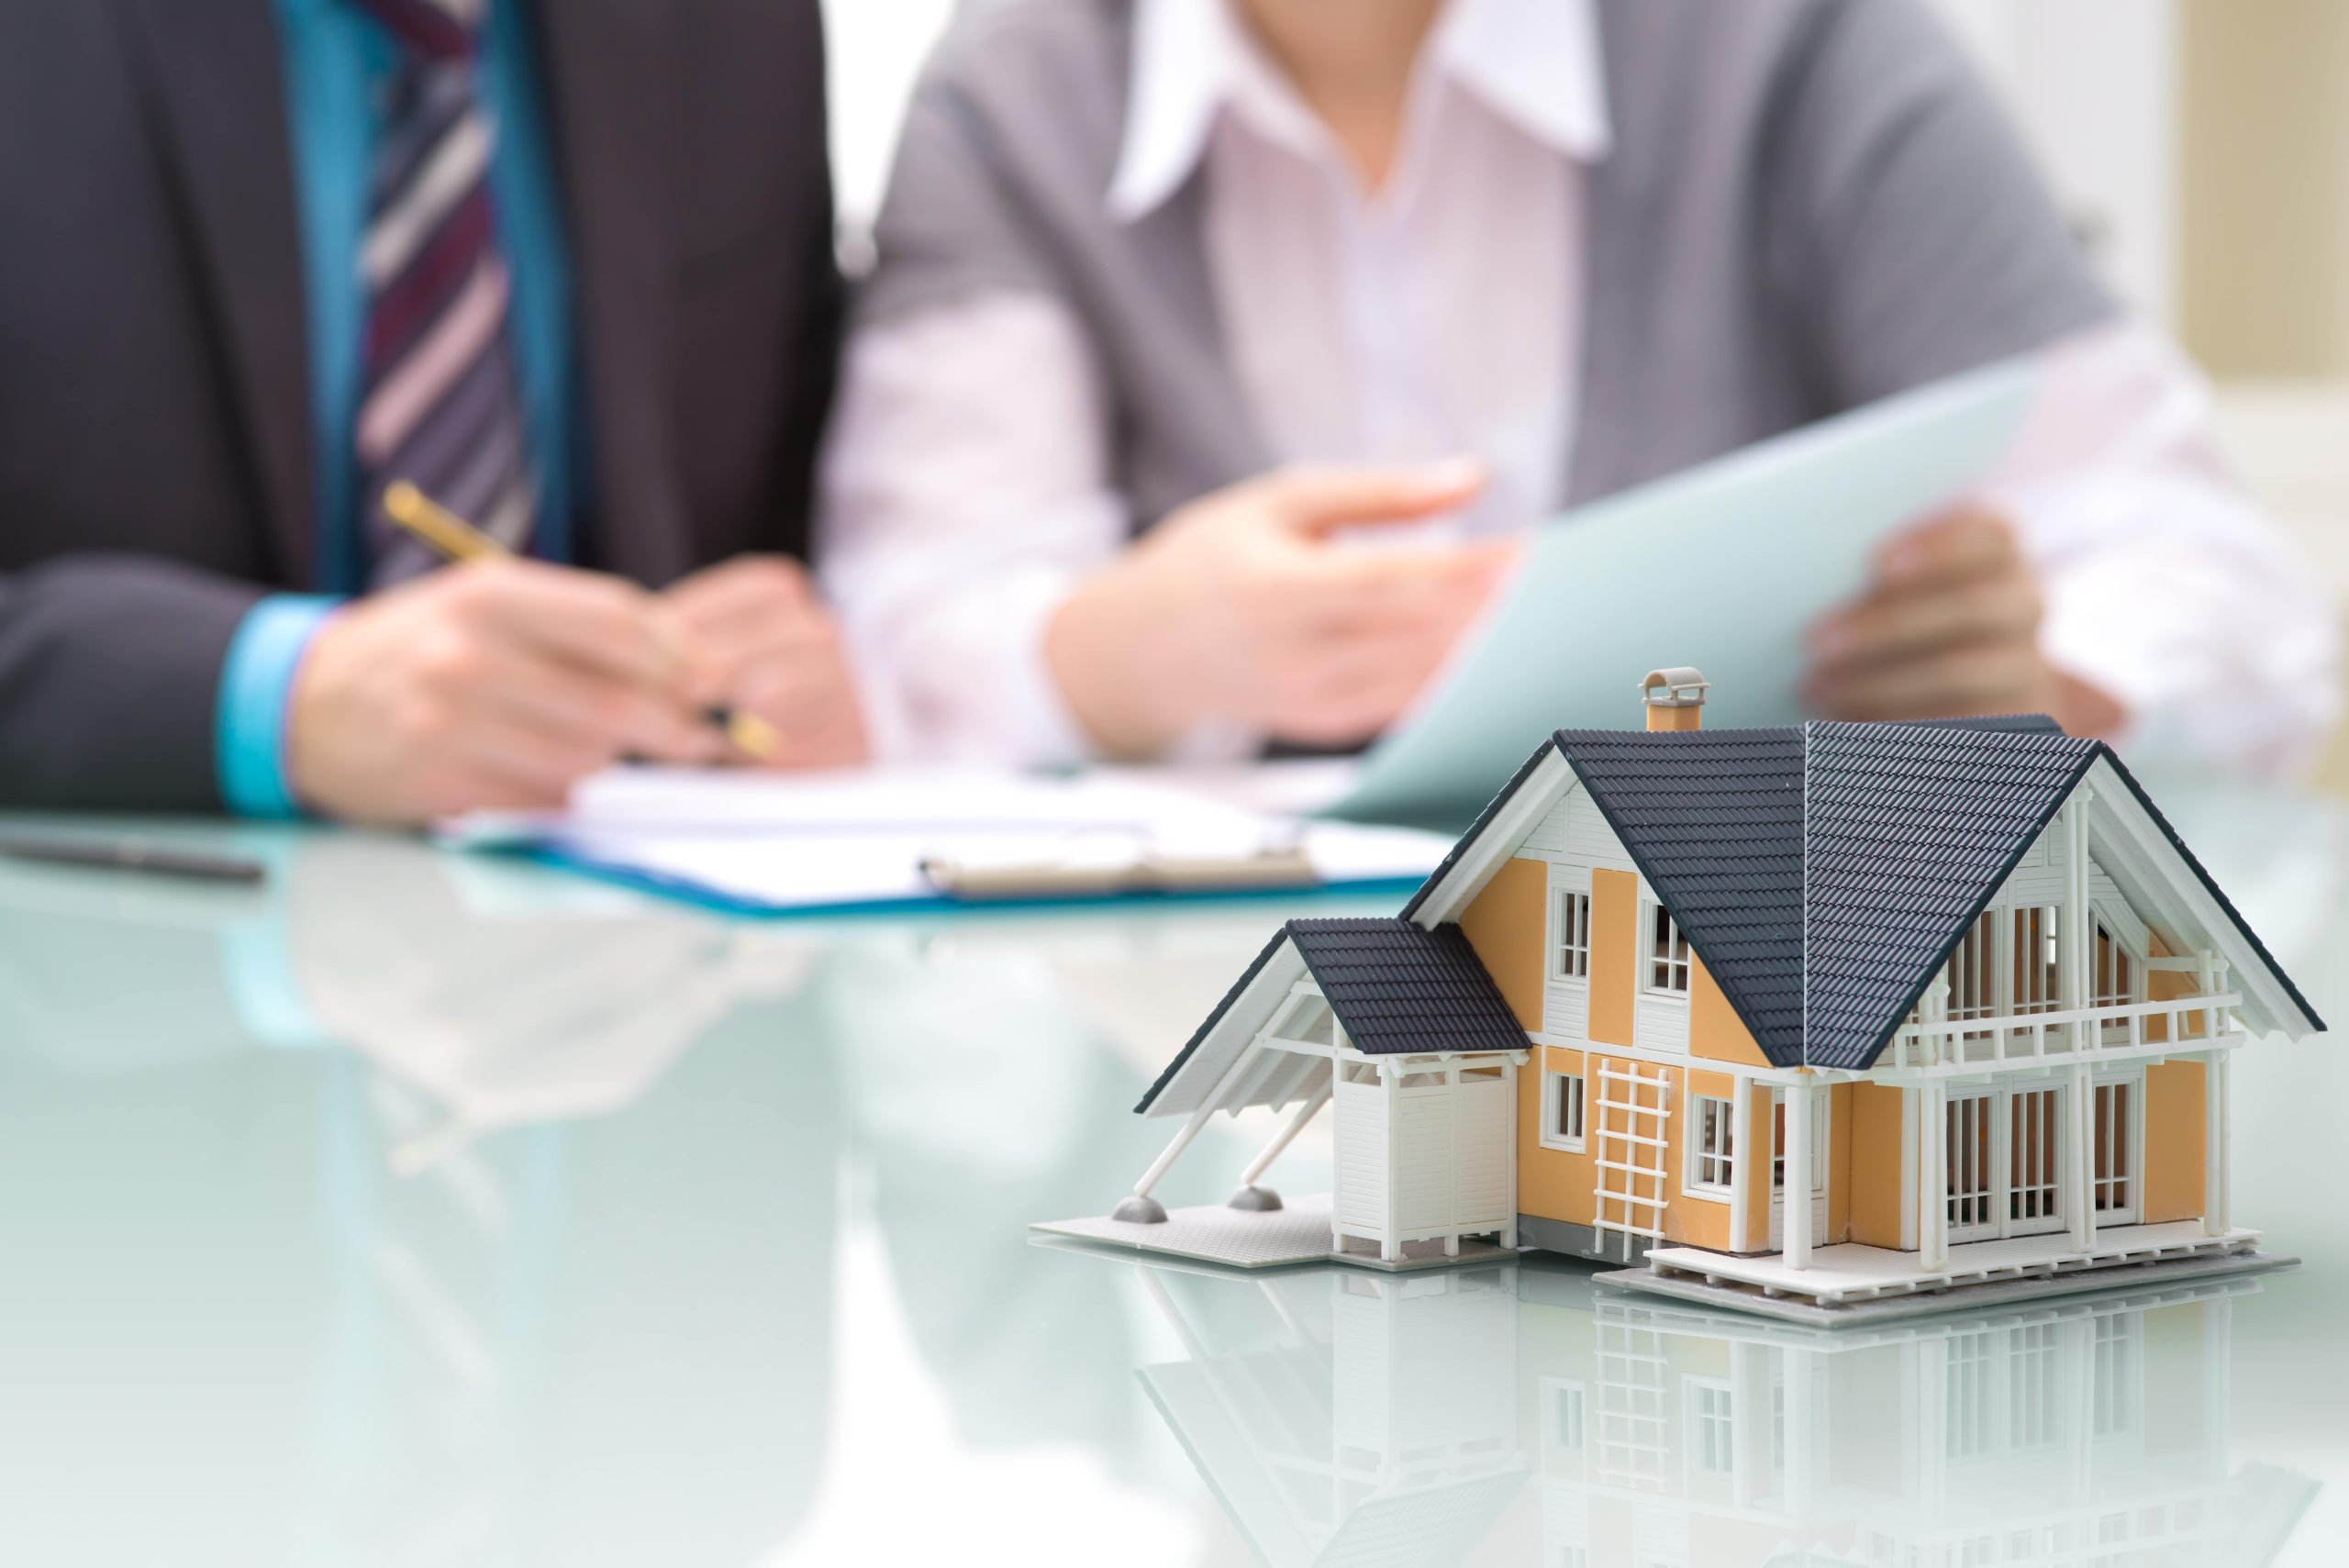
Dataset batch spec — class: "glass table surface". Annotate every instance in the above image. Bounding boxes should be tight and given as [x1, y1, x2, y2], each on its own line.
[0, 779, 2343, 1566]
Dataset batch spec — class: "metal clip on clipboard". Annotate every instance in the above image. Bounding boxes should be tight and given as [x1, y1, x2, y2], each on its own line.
[918, 842, 1320, 902]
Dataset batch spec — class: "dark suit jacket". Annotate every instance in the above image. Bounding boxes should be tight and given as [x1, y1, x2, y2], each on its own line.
[0, 0, 842, 810]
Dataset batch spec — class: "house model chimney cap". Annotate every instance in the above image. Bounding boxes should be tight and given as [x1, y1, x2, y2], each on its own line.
[1639, 667, 1710, 707]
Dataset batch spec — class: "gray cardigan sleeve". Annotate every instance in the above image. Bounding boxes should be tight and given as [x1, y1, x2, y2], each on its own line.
[1766, 0, 2117, 406]
[0, 558, 259, 811]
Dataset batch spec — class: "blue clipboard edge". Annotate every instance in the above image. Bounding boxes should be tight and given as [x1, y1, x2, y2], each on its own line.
[494, 842, 1428, 923]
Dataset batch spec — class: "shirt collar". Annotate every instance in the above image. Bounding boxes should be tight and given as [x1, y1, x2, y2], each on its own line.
[1108, 0, 1612, 224]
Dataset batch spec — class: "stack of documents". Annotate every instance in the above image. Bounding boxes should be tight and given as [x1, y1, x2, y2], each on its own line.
[447, 765, 1451, 916]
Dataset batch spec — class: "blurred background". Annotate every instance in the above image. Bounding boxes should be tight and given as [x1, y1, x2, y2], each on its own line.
[823, 0, 2349, 782]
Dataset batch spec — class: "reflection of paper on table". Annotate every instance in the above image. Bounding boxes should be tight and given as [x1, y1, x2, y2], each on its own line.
[447, 764, 1449, 915]
[1332, 358, 2041, 827]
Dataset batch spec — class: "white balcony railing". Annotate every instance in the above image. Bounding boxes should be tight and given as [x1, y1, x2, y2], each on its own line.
[1887, 991, 2243, 1072]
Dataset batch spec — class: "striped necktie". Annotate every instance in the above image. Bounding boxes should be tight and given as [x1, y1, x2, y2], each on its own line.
[353, 0, 536, 585]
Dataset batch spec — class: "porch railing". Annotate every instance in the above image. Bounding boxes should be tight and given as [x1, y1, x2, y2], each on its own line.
[1887, 991, 2243, 1071]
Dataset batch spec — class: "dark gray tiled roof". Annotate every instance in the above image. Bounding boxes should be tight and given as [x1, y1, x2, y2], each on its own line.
[1288, 918, 1530, 1057]
[1544, 717, 2233, 1070]
[1153, 716, 2322, 1109]
[1550, 727, 1807, 1060]
[1800, 721, 2099, 1068]
[1132, 917, 1531, 1115]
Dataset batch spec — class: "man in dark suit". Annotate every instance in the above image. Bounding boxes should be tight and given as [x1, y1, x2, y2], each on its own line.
[0, 0, 861, 824]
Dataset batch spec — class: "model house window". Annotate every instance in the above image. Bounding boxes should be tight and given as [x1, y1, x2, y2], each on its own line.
[1547, 1381, 1586, 1451]
[2092, 919, 2137, 1007]
[1944, 1330, 1994, 1461]
[1689, 1382, 1734, 1474]
[1944, 909, 1999, 1044]
[2013, 905, 2061, 1014]
[2093, 1078, 2138, 1216]
[1553, 889, 1592, 980]
[2009, 1323, 2063, 1450]
[1645, 904, 1691, 994]
[1543, 1070, 1587, 1151]
[2009, 1087, 2061, 1226]
[1688, 1095, 1735, 1193]
[2091, 1312, 2142, 1438]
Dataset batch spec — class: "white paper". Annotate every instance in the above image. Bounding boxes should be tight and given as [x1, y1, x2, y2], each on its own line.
[447, 763, 1451, 913]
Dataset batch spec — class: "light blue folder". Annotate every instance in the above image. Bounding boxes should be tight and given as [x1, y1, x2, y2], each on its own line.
[1330, 359, 2041, 826]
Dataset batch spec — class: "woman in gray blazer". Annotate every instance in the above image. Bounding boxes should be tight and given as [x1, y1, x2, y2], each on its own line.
[820, 0, 2332, 777]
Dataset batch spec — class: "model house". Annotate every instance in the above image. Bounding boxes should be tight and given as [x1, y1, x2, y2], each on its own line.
[1041, 669, 2323, 1319]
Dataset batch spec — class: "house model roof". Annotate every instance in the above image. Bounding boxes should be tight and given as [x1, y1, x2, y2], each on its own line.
[1137, 715, 2323, 1122]
[1403, 717, 2323, 1072]
[1135, 918, 1526, 1114]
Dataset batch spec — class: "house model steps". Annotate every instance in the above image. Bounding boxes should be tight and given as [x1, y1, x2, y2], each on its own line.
[1034, 669, 2325, 1323]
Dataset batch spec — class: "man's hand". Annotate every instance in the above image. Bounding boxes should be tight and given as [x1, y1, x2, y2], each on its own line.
[662, 556, 870, 769]
[288, 559, 725, 826]
[1045, 462, 1517, 756]
[1804, 507, 2123, 734]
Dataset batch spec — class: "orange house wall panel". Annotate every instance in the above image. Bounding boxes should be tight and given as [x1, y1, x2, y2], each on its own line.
[1459, 855, 1548, 1034]
[1850, 1081, 1909, 1249]
[1690, 954, 1770, 1067]
[1741, 1080, 1775, 1252]
[1587, 868, 1639, 1048]
[1518, 1045, 1598, 1228]
[1662, 1065, 1737, 1252]
[2143, 1058, 2208, 1223]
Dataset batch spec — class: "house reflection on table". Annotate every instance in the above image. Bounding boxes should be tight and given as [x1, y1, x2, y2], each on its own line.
[1131, 1259, 2317, 1566]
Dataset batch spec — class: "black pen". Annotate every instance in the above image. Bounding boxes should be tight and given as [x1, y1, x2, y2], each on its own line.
[0, 834, 267, 885]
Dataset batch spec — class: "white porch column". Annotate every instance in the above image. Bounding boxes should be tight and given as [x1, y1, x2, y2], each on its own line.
[2069, 1062, 2097, 1249]
[2204, 1049, 2231, 1236]
[1729, 1073, 1752, 1252]
[1380, 1060, 1402, 1262]
[1785, 1076, 1814, 1271]
[1919, 1081, 1949, 1271]
[2063, 792, 2091, 1055]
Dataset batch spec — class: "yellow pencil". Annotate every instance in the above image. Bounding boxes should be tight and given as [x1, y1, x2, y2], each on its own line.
[381, 483, 782, 761]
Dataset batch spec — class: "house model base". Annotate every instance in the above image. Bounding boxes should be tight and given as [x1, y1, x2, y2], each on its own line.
[1034, 1193, 2297, 1323]
[1031, 1192, 1518, 1273]
[1595, 1240, 2298, 1327]
[1047, 671, 2325, 1325]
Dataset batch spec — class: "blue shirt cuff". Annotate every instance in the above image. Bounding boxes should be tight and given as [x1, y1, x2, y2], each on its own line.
[217, 595, 343, 818]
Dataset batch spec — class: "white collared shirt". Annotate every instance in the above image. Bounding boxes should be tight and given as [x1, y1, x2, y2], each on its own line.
[818, 0, 2337, 777]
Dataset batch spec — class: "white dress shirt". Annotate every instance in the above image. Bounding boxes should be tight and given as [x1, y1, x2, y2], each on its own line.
[819, 0, 2338, 778]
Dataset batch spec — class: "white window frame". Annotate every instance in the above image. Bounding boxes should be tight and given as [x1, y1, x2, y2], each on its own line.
[1643, 901, 1692, 997]
[1687, 1378, 1735, 1476]
[1686, 1094, 1736, 1199]
[2090, 1067, 2145, 1224]
[1552, 887, 1593, 981]
[1543, 1377, 1586, 1452]
[1542, 1067, 1587, 1152]
[2090, 909, 2145, 1009]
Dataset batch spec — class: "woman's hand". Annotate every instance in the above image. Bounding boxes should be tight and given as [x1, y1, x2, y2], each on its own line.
[1045, 462, 1518, 757]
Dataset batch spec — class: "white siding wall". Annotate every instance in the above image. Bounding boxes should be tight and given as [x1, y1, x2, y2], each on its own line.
[1335, 1079, 1389, 1233]
[1635, 993, 1692, 1055]
[1525, 785, 1627, 1048]
[1544, 859, 1593, 1044]
[1453, 1077, 1515, 1222]
[1520, 786, 1637, 870]
[1988, 808, 2154, 953]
